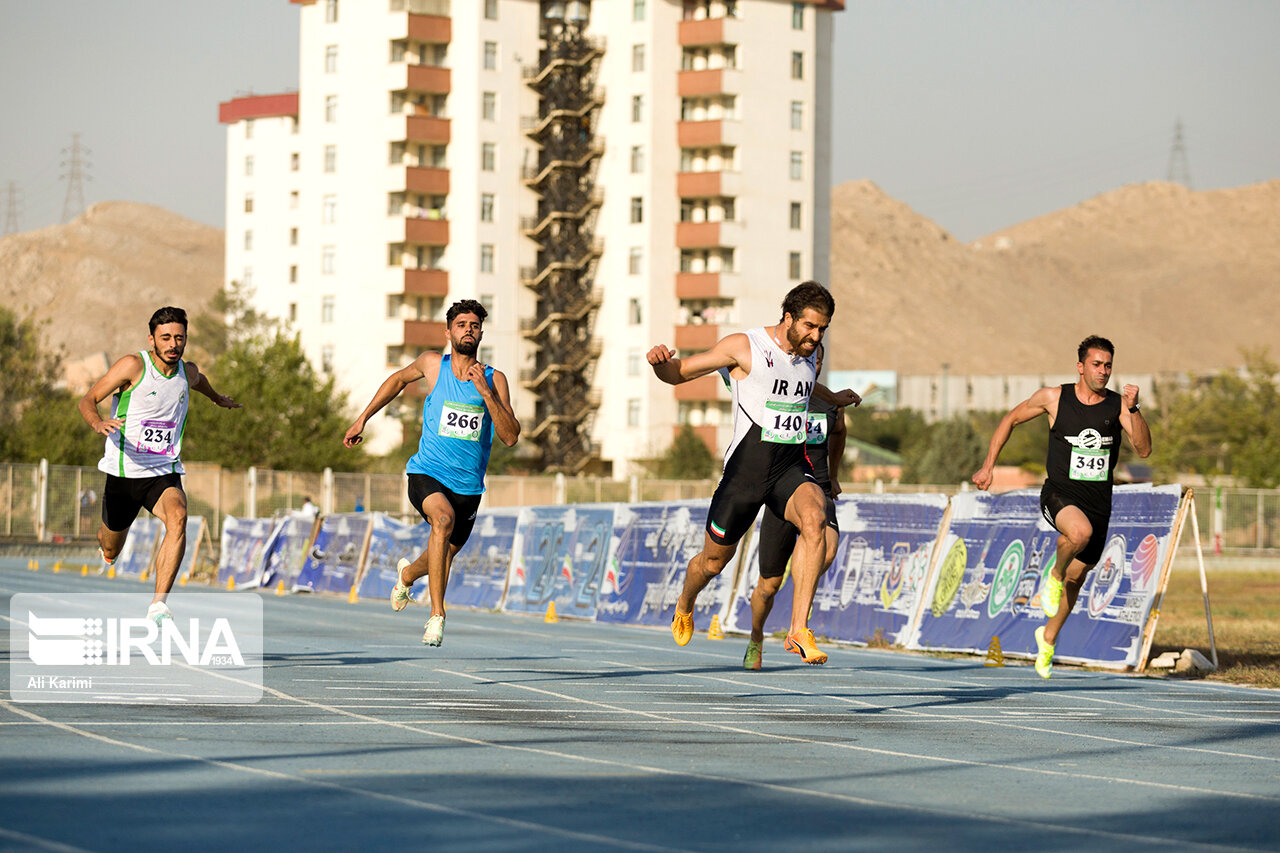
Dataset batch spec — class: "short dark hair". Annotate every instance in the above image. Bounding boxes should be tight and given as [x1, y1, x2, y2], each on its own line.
[781, 281, 835, 322]
[149, 306, 187, 335]
[1077, 335, 1114, 363]
[446, 299, 488, 326]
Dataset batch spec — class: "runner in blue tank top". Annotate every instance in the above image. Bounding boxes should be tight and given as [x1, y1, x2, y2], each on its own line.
[344, 299, 520, 648]
[972, 335, 1152, 678]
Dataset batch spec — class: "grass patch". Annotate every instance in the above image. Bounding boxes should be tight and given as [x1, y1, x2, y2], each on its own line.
[1149, 569, 1280, 688]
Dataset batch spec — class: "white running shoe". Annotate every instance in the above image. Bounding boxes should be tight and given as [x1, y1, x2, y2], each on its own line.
[390, 558, 413, 611]
[147, 601, 172, 628]
[422, 614, 445, 647]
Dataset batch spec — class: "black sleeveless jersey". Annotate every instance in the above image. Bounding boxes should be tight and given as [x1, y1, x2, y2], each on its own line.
[1045, 383, 1123, 516]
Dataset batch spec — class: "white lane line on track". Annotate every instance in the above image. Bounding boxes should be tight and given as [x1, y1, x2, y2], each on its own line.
[0, 825, 94, 853]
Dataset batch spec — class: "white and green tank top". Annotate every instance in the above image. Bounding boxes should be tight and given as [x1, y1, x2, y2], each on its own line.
[97, 351, 190, 478]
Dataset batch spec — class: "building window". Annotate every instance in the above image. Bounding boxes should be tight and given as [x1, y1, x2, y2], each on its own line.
[633, 0, 645, 21]
[321, 295, 335, 324]
[325, 0, 338, 23]
[244, 119, 254, 139]
[290, 191, 300, 210]
[791, 51, 804, 80]
[322, 194, 337, 224]
[322, 246, 336, 275]
[324, 95, 337, 123]
[628, 298, 642, 325]
[482, 91, 496, 121]
[627, 348, 642, 376]
[792, 2, 804, 29]
[629, 246, 642, 275]
[791, 101, 803, 131]
[630, 196, 643, 224]
[480, 244, 494, 273]
[481, 142, 496, 172]
[324, 145, 337, 173]
[244, 155, 254, 177]
[790, 202, 802, 230]
[290, 152, 300, 171]
[627, 398, 642, 427]
[386, 294, 402, 319]
[289, 265, 298, 284]
[391, 40, 406, 62]
[483, 41, 497, 70]
[480, 193, 494, 222]
[789, 251, 802, 280]
[243, 230, 253, 251]
[388, 243, 404, 266]
[632, 44, 645, 72]
[325, 44, 337, 73]
[790, 151, 803, 180]
[631, 95, 643, 123]
[290, 227, 298, 246]
[724, 45, 737, 69]
[630, 145, 644, 174]
[321, 345, 334, 373]
[479, 293, 495, 313]
[242, 267, 253, 287]
[484, 0, 498, 19]
[243, 193, 254, 214]
[289, 303, 297, 323]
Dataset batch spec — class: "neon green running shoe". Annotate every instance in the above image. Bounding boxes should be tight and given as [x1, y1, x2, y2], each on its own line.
[1041, 574, 1065, 619]
[1034, 626, 1054, 679]
[743, 639, 763, 671]
[391, 558, 413, 612]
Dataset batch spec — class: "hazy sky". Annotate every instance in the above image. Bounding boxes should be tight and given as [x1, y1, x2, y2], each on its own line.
[2, 1, 1277, 242]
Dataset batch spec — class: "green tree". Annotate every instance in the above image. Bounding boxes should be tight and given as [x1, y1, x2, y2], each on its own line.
[845, 406, 929, 456]
[902, 417, 987, 485]
[1151, 350, 1280, 487]
[11, 390, 103, 465]
[642, 424, 717, 480]
[190, 279, 279, 363]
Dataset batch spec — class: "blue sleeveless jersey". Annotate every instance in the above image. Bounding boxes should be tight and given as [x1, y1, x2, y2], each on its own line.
[406, 357, 495, 495]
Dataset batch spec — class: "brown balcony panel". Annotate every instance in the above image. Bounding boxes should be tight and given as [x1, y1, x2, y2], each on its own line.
[673, 423, 718, 454]
[674, 323, 721, 351]
[678, 18, 725, 46]
[676, 221, 722, 248]
[677, 171, 722, 197]
[406, 64, 451, 94]
[675, 272, 721, 299]
[673, 374, 725, 401]
[406, 115, 450, 144]
[406, 217, 449, 245]
[677, 120, 724, 148]
[407, 14, 451, 43]
[403, 268, 448, 296]
[678, 69, 724, 97]
[406, 166, 450, 194]
[403, 320, 446, 349]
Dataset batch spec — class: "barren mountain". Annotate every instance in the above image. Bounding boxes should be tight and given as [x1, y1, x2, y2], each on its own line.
[0, 202, 224, 382]
[828, 179, 1280, 375]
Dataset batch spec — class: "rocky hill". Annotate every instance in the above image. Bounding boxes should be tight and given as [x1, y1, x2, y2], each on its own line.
[828, 179, 1280, 375]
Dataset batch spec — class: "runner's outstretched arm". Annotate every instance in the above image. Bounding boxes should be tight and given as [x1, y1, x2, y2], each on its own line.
[344, 354, 435, 447]
[186, 363, 241, 408]
[972, 386, 1057, 490]
[647, 333, 748, 385]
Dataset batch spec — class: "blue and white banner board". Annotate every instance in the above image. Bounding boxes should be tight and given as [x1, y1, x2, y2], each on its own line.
[597, 501, 732, 627]
[908, 485, 1182, 669]
[356, 513, 430, 604]
[445, 508, 520, 611]
[115, 515, 162, 578]
[503, 505, 617, 620]
[218, 517, 274, 588]
[293, 513, 372, 595]
[257, 515, 316, 590]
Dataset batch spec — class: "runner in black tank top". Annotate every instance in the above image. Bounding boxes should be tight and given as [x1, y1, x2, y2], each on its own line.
[972, 336, 1152, 678]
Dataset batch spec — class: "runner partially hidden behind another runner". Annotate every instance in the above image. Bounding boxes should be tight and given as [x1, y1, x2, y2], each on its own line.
[343, 299, 519, 648]
[648, 281, 860, 665]
[743, 341, 847, 671]
[972, 335, 1151, 678]
[78, 306, 242, 625]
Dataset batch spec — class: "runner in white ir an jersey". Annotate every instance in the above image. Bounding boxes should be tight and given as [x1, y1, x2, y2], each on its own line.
[647, 282, 860, 665]
[78, 307, 241, 625]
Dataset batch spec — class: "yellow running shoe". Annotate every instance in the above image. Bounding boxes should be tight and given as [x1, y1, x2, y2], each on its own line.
[784, 629, 828, 665]
[391, 558, 413, 612]
[1034, 626, 1054, 679]
[743, 639, 763, 671]
[671, 610, 694, 646]
[1041, 574, 1064, 618]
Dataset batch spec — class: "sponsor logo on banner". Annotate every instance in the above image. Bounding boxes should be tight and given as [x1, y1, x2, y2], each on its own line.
[930, 536, 967, 617]
[957, 574, 990, 618]
[1129, 533, 1160, 592]
[839, 537, 871, 608]
[880, 542, 909, 608]
[988, 540, 1024, 618]
[1088, 535, 1127, 618]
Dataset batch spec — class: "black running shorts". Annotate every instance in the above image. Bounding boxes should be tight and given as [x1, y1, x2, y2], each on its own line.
[1040, 482, 1111, 567]
[101, 473, 184, 532]
[408, 473, 481, 547]
[755, 488, 838, 579]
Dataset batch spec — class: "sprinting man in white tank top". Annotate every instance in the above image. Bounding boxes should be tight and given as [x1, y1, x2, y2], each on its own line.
[647, 282, 860, 665]
[78, 306, 241, 625]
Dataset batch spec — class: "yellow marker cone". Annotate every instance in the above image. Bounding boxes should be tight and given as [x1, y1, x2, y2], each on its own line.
[81, 565, 89, 576]
[28, 559, 38, 571]
[275, 580, 286, 597]
[140, 570, 149, 583]
[544, 602, 559, 623]
[107, 565, 116, 579]
[226, 577, 235, 591]
[178, 574, 189, 586]
[52, 562, 60, 574]
[347, 585, 359, 604]
[984, 635, 1005, 667]
[707, 615, 724, 640]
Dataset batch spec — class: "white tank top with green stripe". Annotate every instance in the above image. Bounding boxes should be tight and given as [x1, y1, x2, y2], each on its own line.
[97, 351, 190, 478]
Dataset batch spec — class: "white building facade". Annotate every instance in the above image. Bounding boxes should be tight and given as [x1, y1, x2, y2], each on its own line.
[221, 0, 842, 475]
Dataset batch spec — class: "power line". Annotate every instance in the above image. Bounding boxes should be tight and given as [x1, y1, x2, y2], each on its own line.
[3, 181, 20, 236]
[1167, 118, 1192, 188]
[59, 133, 93, 223]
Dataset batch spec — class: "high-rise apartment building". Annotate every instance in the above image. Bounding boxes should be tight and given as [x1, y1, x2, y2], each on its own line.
[221, 0, 841, 475]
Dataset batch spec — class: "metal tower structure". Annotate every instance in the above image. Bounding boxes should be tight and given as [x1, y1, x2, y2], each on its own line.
[1167, 119, 1192, 188]
[520, 2, 605, 473]
[60, 133, 91, 223]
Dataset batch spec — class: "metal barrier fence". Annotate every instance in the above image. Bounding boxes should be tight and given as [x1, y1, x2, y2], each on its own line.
[5, 461, 1276, 554]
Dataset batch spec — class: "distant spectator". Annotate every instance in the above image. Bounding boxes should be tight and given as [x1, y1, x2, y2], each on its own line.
[299, 496, 319, 518]
[353, 498, 365, 513]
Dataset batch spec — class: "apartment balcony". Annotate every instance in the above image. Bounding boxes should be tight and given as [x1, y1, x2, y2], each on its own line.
[673, 374, 726, 402]
[674, 324, 721, 351]
[678, 18, 724, 46]
[677, 120, 739, 148]
[403, 268, 448, 297]
[405, 166, 449, 195]
[398, 13, 451, 43]
[677, 69, 740, 98]
[675, 272, 729, 299]
[405, 114, 450, 144]
[677, 171, 722, 197]
[405, 216, 449, 245]
[403, 320, 447, 349]
[399, 64, 451, 94]
[676, 221, 724, 249]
